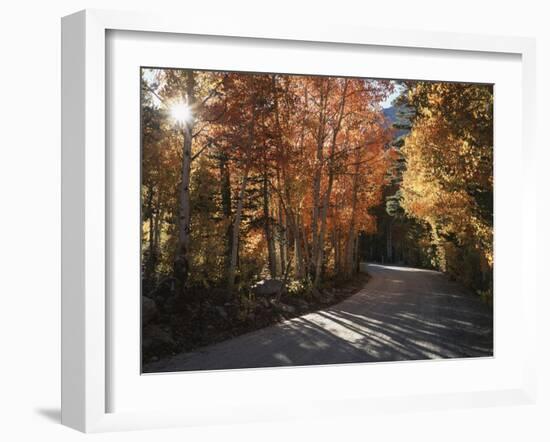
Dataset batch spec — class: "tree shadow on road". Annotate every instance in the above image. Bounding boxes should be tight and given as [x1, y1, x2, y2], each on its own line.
[145, 267, 493, 372]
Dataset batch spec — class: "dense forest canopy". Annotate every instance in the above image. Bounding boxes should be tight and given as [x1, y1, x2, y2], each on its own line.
[141, 68, 493, 310]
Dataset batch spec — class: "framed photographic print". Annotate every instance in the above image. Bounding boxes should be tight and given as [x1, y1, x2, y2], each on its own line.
[61, 9, 537, 432]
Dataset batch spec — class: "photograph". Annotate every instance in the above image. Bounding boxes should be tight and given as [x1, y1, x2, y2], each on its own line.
[140, 68, 494, 373]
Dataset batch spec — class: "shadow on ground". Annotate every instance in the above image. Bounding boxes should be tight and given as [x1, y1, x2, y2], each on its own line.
[144, 264, 493, 373]
[34, 408, 61, 423]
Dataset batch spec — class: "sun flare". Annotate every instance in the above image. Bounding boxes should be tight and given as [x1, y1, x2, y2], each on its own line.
[170, 101, 193, 125]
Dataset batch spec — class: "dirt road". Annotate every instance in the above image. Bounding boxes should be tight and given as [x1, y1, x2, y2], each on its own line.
[144, 264, 493, 373]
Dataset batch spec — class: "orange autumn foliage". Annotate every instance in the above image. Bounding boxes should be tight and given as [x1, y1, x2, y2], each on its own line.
[141, 69, 395, 289]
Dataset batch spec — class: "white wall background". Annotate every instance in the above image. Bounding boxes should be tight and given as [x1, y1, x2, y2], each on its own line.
[0, 1, 547, 441]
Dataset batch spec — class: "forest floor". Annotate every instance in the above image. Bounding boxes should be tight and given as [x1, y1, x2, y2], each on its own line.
[143, 263, 493, 372]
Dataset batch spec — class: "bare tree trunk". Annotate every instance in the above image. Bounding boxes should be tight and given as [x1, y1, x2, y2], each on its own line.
[313, 168, 334, 287]
[174, 71, 195, 296]
[338, 228, 343, 275]
[271, 75, 288, 278]
[228, 99, 256, 292]
[152, 202, 161, 275]
[293, 213, 305, 279]
[332, 227, 339, 276]
[263, 170, 277, 278]
[353, 234, 360, 273]
[146, 186, 155, 266]
[278, 82, 308, 281]
[301, 221, 310, 278]
[386, 218, 394, 263]
[310, 80, 329, 277]
[345, 160, 360, 277]
[228, 166, 250, 292]
[313, 80, 348, 287]
[219, 151, 232, 276]
[277, 200, 287, 275]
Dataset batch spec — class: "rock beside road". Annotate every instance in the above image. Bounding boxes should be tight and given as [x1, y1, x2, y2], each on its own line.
[142, 296, 159, 325]
[142, 324, 175, 355]
[214, 305, 228, 320]
[252, 279, 284, 297]
[277, 302, 296, 314]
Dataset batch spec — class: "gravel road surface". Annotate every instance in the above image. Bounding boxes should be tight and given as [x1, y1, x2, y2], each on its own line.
[144, 263, 493, 373]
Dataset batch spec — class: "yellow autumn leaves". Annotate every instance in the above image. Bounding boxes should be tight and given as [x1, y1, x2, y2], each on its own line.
[401, 82, 493, 288]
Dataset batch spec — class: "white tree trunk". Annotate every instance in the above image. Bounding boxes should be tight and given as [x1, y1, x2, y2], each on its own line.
[313, 80, 348, 287]
[174, 71, 195, 296]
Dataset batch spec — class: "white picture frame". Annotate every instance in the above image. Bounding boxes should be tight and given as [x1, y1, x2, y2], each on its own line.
[61, 9, 537, 433]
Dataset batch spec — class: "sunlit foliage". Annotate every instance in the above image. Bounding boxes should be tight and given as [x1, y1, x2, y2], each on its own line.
[141, 69, 493, 305]
[400, 82, 493, 294]
[141, 69, 394, 297]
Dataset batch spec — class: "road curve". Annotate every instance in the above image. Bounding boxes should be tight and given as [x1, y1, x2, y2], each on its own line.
[144, 264, 493, 373]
